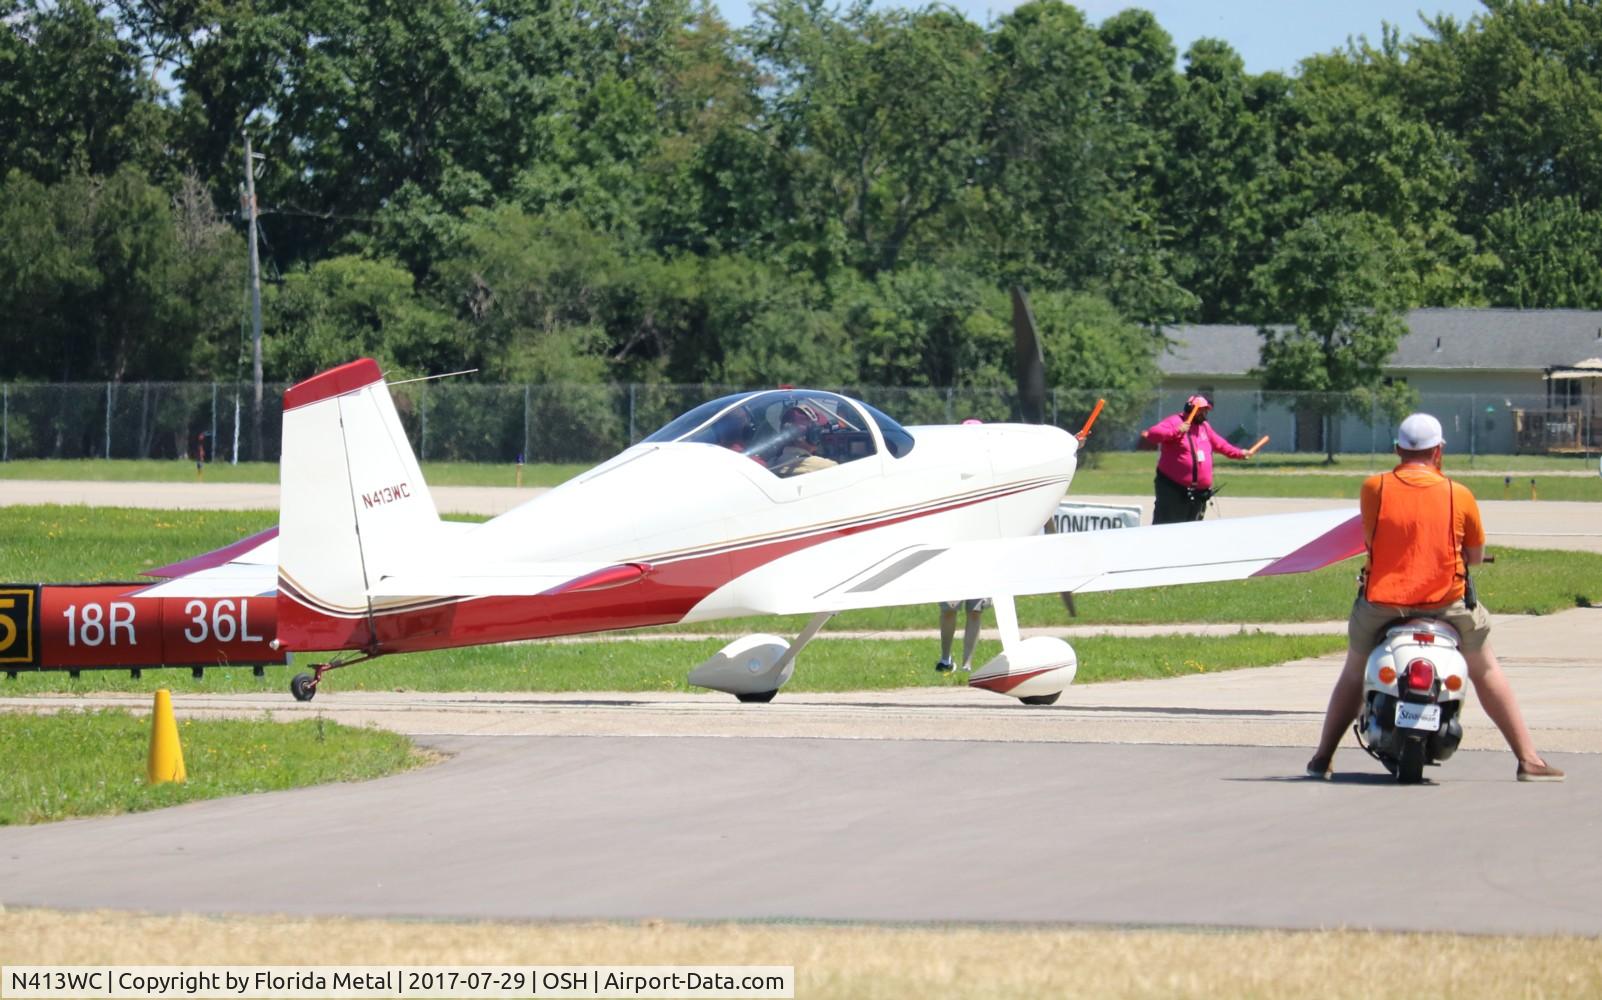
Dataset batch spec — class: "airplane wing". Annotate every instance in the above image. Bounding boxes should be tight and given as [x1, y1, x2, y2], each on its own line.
[733, 508, 1363, 615]
[354, 509, 1361, 612]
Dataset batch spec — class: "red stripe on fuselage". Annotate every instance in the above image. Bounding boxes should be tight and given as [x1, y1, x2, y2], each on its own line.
[277, 477, 1064, 653]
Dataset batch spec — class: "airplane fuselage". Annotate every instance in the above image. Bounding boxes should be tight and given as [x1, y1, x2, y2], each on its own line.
[284, 419, 1076, 654]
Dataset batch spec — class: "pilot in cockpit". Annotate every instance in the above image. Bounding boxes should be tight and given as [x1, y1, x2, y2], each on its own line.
[771, 405, 838, 477]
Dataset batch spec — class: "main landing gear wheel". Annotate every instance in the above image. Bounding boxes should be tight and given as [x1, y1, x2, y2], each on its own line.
[290, 673, 317, 702]
[1019, 692, 1061, 706]
[736, 689, 779, 704]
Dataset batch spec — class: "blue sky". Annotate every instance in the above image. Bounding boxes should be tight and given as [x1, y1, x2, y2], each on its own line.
[718, 0, 1491, 75]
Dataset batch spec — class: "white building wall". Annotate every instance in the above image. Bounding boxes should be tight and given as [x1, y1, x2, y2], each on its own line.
[1158, 370, 1559, 455]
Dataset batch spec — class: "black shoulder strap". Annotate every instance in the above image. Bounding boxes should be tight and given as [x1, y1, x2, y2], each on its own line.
[1445, 474, 1463, 584]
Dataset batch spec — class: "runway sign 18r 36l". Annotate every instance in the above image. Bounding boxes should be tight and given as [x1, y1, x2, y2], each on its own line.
[1, 583, 286, 674]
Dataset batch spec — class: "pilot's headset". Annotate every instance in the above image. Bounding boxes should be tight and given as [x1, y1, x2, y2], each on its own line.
[782, 405, 825, 446]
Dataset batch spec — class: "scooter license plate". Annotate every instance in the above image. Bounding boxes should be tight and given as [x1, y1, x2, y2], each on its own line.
[1396, 702, 1441, 731]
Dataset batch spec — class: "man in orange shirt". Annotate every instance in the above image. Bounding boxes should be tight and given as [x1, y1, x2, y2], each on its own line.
[1306, 413, 1564, 782]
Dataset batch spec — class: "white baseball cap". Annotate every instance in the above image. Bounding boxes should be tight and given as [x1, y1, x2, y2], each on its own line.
[1396, 413, 1444, 450]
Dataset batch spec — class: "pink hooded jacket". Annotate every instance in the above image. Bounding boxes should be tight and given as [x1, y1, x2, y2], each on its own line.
[1145, 413, 1246, 489]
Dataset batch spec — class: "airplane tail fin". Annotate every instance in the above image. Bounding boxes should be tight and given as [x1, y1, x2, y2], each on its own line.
[276, 359, 441, 650]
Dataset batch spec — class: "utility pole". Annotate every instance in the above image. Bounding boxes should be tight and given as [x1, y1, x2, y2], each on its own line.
[243, 131, 264, 461]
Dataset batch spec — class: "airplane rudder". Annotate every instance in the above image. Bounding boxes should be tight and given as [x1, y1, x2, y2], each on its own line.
[277, 359, 394, 641]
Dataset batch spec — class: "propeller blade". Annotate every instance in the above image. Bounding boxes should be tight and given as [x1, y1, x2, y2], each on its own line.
[1010, 286, 1047, 424]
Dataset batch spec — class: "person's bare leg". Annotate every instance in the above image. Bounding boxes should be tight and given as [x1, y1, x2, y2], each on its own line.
[1464, 642, 1547, 767]
[1312, 645, 1369, 763]
[937, 606, 957, 668]
[960, 609, 982, 671]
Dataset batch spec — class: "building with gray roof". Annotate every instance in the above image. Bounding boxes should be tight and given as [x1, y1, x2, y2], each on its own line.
[1155, 309, 1602, 454]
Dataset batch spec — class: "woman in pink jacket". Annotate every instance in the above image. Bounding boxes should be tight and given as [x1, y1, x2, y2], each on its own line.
[1144, 395, 1251, 523]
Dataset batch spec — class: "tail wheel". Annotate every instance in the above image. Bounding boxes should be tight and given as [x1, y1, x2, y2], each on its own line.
[1397, 738, 1426, 784]
[289, 673, 317, 702]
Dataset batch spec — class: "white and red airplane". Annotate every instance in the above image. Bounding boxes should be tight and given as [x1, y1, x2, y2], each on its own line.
[136, 358, 1363, 704]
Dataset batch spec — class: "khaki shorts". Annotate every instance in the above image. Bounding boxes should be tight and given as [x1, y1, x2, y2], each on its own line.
[1348, 595, 1491, 653]
[940, 599, 990, 614]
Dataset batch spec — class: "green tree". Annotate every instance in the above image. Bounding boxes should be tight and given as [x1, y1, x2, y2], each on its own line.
[439, 207, 624, 384]
[169, 0, 700, 275]
[265, 255, 461, 381]
[0, 167, 240, 382]
[831, 266, 1011, 391]
[679, 255, 853, 386]
[1481, 196, 1602, 307]
[1278, 48, 1490, 306]
[981, 1, 1189, 325]
[0, 0, 165, 183]
[750, 0, 989, 277]
[1032, 288, 1162, 434]
[1157, 40, 1288, 321]
[1250, 212, 1415, 461]
[1406, 0, 1602, 220]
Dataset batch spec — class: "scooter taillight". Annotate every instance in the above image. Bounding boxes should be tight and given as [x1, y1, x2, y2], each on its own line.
[1405, 659, 1435, 692]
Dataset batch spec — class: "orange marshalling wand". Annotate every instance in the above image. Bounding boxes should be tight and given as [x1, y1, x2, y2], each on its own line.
[1246, 435, 1270, 457]
[1076, 399, 1105, 443]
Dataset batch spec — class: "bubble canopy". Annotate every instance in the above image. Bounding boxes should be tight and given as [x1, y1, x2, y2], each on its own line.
[643, 390, 916, 469]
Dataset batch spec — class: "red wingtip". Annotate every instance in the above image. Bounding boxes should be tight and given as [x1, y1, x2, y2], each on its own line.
[282, 358, 383, 412]
[1251, 514, 1365, 577]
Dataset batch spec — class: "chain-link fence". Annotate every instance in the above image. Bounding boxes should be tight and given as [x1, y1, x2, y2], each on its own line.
[0, 381, 1594, 463]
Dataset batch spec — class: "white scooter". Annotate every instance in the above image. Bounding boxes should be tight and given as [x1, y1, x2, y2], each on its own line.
[1355, 618, 1470, 783]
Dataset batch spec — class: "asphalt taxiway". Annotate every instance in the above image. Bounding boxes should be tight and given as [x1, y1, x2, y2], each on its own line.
[1, 607, 1597, 934]
[0, 734, 1592, 934]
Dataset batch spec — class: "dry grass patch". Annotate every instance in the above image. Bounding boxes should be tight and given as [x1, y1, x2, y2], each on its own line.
[1, 910, 1598, 999]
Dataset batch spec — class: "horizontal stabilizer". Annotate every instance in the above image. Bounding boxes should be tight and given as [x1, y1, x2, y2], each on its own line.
[134, 530, 279, 598]
[145, 527, 279, 579]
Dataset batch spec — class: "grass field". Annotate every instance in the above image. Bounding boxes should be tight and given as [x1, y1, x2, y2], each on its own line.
[0, 709, 422, 825]
[1, 506, 279, 581]
[2, 910, 1599, 1000]
[4, 450, 1599, 499]
[5, 507, 1598, 627]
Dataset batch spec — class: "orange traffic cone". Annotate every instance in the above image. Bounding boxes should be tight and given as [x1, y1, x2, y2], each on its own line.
[147, 689, 187, 784]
